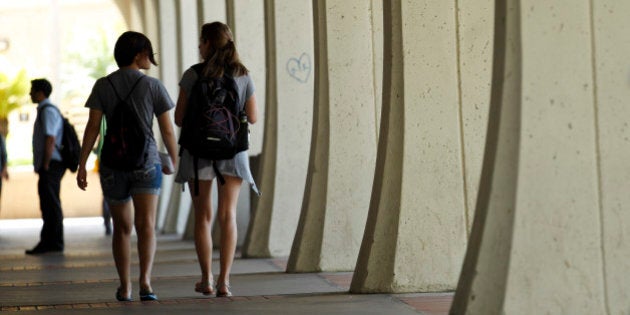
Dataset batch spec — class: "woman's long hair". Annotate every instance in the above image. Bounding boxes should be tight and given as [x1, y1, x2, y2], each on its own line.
[201, 22, 248, 78]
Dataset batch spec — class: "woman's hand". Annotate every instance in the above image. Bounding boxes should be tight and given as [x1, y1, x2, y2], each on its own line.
[77, 108, 103, 192]
[162, 166, 172, 175]
[161, 159, 175, 175]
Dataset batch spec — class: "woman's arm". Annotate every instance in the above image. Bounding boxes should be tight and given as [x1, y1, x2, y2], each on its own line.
[245, 94, 258, 124]
[174, 88, 188, 127]
[157, 111, 178, 174]
[77, 109, 103, 190]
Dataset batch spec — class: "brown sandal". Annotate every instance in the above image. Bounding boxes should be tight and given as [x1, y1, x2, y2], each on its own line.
[195, 281, 215, 296]
[215, 282, 232, 297]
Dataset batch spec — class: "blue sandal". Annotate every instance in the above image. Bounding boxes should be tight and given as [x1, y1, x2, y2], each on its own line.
[139, 289, 158, 301]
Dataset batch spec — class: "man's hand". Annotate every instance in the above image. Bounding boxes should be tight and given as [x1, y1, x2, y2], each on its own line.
[76, 167, 88, 191]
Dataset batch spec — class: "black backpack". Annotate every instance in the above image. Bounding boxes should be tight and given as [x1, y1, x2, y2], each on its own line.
[179, 64, 249, 193]
[40, 105, 81, 172]
[100, 76, 150, 171]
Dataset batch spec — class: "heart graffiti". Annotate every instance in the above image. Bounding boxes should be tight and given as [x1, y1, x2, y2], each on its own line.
[286, 53, 311, 83]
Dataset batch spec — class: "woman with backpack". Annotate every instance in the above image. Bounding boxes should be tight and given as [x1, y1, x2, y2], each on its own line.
[174, 21, 259, 297]
[76, 31, 178, 302]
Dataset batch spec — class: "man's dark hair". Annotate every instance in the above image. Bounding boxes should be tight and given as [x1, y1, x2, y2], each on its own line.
[114, 31, 157, 67]
[31, 79, 52, 98]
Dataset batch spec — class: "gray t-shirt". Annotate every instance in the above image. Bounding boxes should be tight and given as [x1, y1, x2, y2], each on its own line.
[84, 68, 174, 168]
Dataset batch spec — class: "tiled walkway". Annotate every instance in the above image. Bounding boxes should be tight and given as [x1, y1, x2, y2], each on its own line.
[0, 218, 453, 314]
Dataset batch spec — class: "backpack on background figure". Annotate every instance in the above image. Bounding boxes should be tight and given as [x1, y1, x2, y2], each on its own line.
[100, 76, 151, 171]
[39, 105, 81, 173]
[178, 64, 249, 195]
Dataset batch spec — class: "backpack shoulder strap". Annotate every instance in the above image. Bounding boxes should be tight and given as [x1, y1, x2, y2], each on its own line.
[223, 73, 240, 110]
[191, 63, 205, 77]
[104, 75, 151, 136]
[39, 103, 58, 113]
[37, 104, 63, 150]
[38, 104, 63, 123]
[106, 77, 123, 101]
[125, 76, 145, 100]
[106, 75, 145, 101]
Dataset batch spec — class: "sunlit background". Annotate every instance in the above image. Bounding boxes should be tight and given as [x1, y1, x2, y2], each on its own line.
[0, 0, 126, 219]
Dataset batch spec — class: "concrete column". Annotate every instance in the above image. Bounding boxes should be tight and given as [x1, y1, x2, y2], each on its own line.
[370, 1, 383, 131]
[158, 0, 198, 234]
[457, 1, 494, 234]
[241, 0, 314, 258]
[129, 0, 144, 31]
[143, 0, 176, 229]
[142, 0, 160, 79]
[227, 0, 266, 155]
[177, 1, 201, 71]
[113, 0, 143, 31]
[155, 0, 180, 231]
[198, 0, 227, 23]
[350, 0, 468, 292]
[287, 0, 378, 272]
[593, 2, 630, 312]
[451, 0, 608, 313]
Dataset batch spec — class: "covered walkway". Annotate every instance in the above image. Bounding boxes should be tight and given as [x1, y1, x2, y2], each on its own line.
[0, 218, 452, 314]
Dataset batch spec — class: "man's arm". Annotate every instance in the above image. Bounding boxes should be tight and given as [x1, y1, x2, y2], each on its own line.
[0, 135, 7, 180]
[42, 135, 55, 171]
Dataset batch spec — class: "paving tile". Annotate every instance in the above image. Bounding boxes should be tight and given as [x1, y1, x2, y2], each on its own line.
[0, 218, 440, 314]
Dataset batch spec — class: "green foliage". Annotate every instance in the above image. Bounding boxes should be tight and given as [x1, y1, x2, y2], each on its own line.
[65, 28, 115, 80]
[0, 69, 29, 119]
[60, 27, 117, 110]
[7, 157, 32, 167]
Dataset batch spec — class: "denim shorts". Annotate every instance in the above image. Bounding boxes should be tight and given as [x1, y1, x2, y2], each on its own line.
[100, 164, 162, 205]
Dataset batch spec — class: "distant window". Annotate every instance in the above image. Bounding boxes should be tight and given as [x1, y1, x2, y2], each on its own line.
[19, 112, 29, 122]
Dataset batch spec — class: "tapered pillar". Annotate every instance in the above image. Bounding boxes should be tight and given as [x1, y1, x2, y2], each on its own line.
[458, 0, 494, 233]
[113, 0, 143, 31]
[145, 0, 173, 228]
[593, 1, 630, 312]
[159, 0, 198, 234]
[155, 0, 182, 232]
[451, 0, 609, 313]
[241, 0, 314, 257]
[351, 0, 470, 292]
[287, 0, 379, 272]
[198, 0, 226, 23]
[227, 0, 266, 155]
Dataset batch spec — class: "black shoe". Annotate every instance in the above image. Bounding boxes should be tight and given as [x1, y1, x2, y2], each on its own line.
[25, 246, 62, 255]
[116, 287, 133, 302]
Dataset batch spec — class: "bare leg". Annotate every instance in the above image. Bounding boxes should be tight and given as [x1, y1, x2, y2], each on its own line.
[216, 175, 242, 295]
[109, 200, 133, 298]
[131, 193, 158, 294]
[103, 197, 112, 235]
[189, 180, 215, 293]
